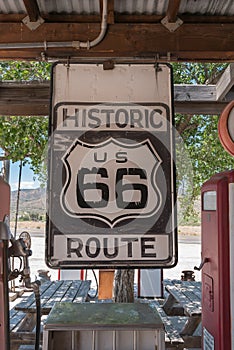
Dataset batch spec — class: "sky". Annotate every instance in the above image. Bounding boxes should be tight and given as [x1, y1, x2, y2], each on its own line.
[9, 161, 40, 191]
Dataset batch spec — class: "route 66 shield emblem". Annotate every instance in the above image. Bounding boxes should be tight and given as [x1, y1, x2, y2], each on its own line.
[61, 137, 162, 227]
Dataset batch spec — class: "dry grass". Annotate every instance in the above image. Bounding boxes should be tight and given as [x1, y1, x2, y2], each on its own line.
[10, 221, 46, 231]
[9, 221, 200, 236]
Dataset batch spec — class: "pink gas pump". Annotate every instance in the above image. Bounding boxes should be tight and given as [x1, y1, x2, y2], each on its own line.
[0, 175, 11, 350]
[201, 170, 234, 349]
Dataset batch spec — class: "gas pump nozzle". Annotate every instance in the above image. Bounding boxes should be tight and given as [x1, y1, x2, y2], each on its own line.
[8, 232, 41, 350]
[8, 235, 41, 292]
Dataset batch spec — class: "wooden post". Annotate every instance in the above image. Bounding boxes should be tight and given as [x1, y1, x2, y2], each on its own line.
[98, 269, 115, 299]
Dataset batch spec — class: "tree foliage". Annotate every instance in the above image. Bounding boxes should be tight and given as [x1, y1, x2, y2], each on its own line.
[0, 61, 51, 81]
[0, 61, 50, 177]
[173, 63, 234, 220]
[0, 115, 48, 175]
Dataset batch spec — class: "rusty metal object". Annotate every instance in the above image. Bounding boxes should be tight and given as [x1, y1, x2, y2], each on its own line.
[181, 270, 195, 281]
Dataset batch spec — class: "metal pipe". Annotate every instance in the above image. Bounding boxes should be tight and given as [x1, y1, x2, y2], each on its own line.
[0, 0, 108, 51]
[112, 330, 116, 350]
[92, 330, 96, 350]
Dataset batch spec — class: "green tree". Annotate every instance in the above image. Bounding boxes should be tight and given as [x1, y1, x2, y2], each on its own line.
[0, 61, 50, 178]
[173, 63, 234, 221]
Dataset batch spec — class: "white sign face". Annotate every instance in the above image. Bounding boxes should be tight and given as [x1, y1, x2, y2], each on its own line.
[47, 63, 177, 269]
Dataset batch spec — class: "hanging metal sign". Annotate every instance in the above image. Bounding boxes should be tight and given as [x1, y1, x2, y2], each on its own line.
[46, 62, 177, 269]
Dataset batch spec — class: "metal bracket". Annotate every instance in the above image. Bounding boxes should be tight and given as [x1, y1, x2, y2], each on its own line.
[22, 15, 44, 31]
[161, 16, 183, 32]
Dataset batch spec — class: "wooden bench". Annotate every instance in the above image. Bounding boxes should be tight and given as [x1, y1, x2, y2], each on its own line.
[163, 285, 201, 336]
[163, 280, 202, 349]
[10, 307, 43, 350]
[149, 299, 186, 349]
[11, 280, 91, 349]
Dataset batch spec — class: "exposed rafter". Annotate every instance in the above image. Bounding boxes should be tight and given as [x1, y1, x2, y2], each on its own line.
[216, 64, 234, 101]
[166, 0, 182, 23]
[22, 0, 41, 22]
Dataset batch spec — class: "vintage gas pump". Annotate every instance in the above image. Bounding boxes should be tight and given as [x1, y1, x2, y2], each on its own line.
[0, 174, 41, 350]
[200, 170, 234, 349]
[0, 175, 11, 350]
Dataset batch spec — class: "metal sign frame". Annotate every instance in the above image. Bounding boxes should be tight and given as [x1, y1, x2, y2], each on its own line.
[218, 100, 234, 156]
[46, 62, 177, 269]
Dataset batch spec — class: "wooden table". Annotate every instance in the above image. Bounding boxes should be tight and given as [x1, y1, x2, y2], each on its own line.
[11, 280, 91, 349]
[15, 279, 91, 315]
[162, 279, 202, 347]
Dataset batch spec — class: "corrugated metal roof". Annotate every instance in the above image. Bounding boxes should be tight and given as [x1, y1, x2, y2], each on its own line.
[38, 0, 100, 15]
[0, 0, 101, 15]
[0, 0, 26, 14]
[115, 0, 234, 16]
[178, 0, 234, 16]
[1, 0, 234, 16]
[115, 0, 169, 15]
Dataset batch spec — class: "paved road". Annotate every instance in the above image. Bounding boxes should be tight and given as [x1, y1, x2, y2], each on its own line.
[17, 231, 201, 283]
[164, 234, 201, 281]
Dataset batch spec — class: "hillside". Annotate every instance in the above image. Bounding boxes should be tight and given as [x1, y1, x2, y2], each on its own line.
[10, 188, 201, 226]
[10, 187, 46, 219]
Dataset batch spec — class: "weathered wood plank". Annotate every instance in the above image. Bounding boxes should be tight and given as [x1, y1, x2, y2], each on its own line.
[0, 80, 229, 116]
[0, 23, 234, 60]
[216, 63, 234, 101]
[14, 281, 52, 312]
[150, 299, 185, 346]
[60, 280, 82, 302]
[16, 313, 37, 332]
[10, 310, 27, 332]
[43, 280, 73, 309]
[165, 285, 201, 316]
[73, 280, 91, 302]
[180, 316, 201, 337]
[175, 85, 216, 101]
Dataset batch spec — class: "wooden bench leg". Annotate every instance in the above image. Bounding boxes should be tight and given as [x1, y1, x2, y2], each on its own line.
[183, 335, 202, 348]
[17, 313, 37, 332]
[180, 315, 201, 336]
[163, 294, 176, 315]
[42, 330, 49, 350]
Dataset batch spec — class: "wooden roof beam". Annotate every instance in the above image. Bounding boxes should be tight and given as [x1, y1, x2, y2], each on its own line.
[22, 0, 41, 22]
[1, 22, 234, 60]
[216, 63, 234, 101]
[0, 81, 229, 116]
[166, 0, 182, 22]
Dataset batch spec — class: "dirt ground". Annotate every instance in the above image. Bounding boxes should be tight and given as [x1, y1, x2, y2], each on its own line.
[178, 225, 201, 236]
[10, 220, 46, 232]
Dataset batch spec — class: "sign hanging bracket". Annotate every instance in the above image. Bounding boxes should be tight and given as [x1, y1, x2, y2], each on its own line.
[161, 16, 183, 32]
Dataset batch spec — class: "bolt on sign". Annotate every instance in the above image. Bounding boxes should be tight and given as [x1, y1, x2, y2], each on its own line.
[46, 62, 177, 269]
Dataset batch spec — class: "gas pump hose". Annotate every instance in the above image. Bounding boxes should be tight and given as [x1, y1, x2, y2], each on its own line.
[24, 278, 41, 350]
[34, 286, 41, 350]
